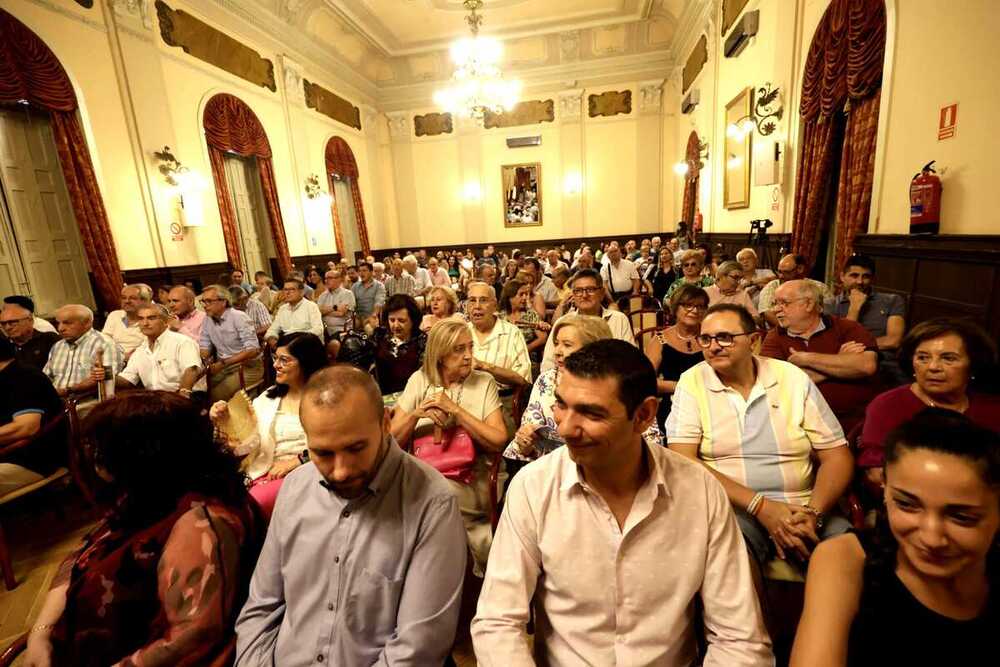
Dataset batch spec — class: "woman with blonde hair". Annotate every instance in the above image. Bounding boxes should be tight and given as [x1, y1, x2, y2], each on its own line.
[420, 285, 462, 332]
[664, 249, 714, 303]
[391, 319, 507, 575]
[506, 314, 664, 464]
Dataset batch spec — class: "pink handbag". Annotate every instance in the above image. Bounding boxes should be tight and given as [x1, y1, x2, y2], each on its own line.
[413, 426, 476, 484]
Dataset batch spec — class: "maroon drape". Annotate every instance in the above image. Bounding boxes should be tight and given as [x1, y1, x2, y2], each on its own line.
[203, 94, 292, 277]
[791, 0, 885, 270]
[324, 136, 370, 257]
[680, 131, 701, 227]
[0, 8, 123, 312]
[833, 92, 881, 272]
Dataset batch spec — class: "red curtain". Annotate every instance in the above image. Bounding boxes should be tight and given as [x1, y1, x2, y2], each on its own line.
[324, 173, 347, 259]
[324, 136, 370, 257]
[0, 8, 123, 312]
[833, 92, 881, 272]
[791, 0, 885, 270]
[680, 131, 701, 227]
[203, 93, 292, 278]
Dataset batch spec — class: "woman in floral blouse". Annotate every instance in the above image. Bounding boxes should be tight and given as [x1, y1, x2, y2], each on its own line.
[24, 392, 262, 667]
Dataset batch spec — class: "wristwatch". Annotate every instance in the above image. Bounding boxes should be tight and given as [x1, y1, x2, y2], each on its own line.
[802, 504, 825, 529]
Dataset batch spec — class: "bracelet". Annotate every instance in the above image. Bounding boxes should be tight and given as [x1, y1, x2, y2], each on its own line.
[746, 492, 765, 517]
[802, 504, 826, 528]
[30, 623, 55, 635]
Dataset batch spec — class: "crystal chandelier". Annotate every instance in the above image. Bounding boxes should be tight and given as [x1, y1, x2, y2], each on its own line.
[433, 0, 521, 120]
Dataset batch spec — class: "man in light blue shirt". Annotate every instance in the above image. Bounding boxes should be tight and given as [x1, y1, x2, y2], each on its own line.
[235, 366, 467, 666]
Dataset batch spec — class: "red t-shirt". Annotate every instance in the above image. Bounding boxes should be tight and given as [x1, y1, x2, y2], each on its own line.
[858, 384, 1000, 467]
[761, 315, 880, 421]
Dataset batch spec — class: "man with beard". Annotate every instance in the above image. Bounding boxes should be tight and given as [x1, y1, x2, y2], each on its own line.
[236, 366, 466, 666]
[473, 340, 772, 666]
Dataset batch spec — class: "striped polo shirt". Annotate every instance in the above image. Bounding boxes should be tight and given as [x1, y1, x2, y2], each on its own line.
[664, 356, 846, 505]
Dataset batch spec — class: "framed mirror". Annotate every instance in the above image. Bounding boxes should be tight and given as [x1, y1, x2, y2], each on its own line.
[501, 163, 542, 227]
[724, 87, 753, 209]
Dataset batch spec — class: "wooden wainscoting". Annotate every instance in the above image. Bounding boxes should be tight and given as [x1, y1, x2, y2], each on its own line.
[123, 262, 231, 293]
[852, 234, 1000, 340]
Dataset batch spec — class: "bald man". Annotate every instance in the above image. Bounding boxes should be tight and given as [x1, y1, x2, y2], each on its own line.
[167, 285, 206, 342]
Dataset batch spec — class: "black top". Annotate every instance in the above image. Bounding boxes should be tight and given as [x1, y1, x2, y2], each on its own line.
[372, 328, 427, 395]
[0, 360, 65, 475]
[656, 340, 702, 427]
[848, 555, 999, 665]
[13, 331, 60, 372]
[644, 265, 677, 304]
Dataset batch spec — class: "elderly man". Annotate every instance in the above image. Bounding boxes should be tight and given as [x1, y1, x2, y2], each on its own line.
[426, 256, 451, 287]
[235, 366, 466, 666]
[94, 304, 202, 396]
[352, 262, 386, 331]
[44, 305, 123, 398]
[666, 304, 854, 571]
[102, 283, 153, 357]
[758, 254, 832, 328]
[570, 248, 595, 275]
[371, 261, 386, 283]
[166, 285, 205, 343]
[477, 262, 503, 300]
[229, 285, 272, 338]
[551, 264, 571, 303]
[735, 248, 776, 308]
[265, 279, 324, 348]
[544, 249, 568, 277]
[3, 295, 56, 333]
[600, 241, 641, 302]
[541, 269, 635, 372]
[317, 269, 355, 338]
[522, 257, 560, 307]
[200, 285, 263, 402]
[1, 300, 59, 371]
[0, 334, 65, 496]
[761, 280, 879, 429]
[383, 258, 416, 298]
[824, 254, 906, 384]
[403, 255, 431, 307]
[473, 340, 772, 666]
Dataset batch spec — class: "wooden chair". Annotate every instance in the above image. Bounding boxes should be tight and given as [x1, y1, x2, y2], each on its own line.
[0, 406, 72, 590]
[207, 354, 268, 401]
[489, 384, 527, 532]
[0, 634, 26, 666]
[630, 310, 667, 351]
[616, 293, 660, 315]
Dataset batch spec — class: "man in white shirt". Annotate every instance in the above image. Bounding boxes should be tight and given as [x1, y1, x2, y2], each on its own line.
[600, 241, 641, 301]
[265, 279, 324, 348]
[317, 270, 356, 337]
[542, 269, 635, 372]
[472, 340, 772, 666]
[94, 304, 202, 396]
[403, 255, 431, 307]
[102, 283, 152, 358]
[543, 249, 568, 277]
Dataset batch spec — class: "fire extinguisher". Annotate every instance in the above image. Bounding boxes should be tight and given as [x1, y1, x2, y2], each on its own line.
[910, 160, 942, 234]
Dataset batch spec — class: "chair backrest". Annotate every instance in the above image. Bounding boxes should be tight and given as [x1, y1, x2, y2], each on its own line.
[617, 294, 660, 315]
[629, 309, 664, 341]
[64, 398, 98, 505]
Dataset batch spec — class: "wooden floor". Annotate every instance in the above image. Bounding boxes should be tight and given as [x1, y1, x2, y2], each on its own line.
[0, 485, 478, 665]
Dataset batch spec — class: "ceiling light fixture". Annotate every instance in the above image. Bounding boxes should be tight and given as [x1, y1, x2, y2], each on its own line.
[433, 0, 521, 122]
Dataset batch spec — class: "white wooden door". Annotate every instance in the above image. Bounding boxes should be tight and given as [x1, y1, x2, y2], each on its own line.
[0, 107, 95, 314]
[0, 189, 29, 299]
[332, 175, 362, 262]
[223, 155, 272, 277]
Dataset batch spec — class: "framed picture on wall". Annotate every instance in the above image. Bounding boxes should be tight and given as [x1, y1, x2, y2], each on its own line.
[501, 163, 542, 227]
[724, 87, 753, 210]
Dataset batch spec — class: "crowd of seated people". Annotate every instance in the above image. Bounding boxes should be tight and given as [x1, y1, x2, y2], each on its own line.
[2, 236, 999, 666]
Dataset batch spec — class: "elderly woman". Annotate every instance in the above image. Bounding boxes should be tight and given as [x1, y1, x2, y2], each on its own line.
[391, 319, 507, 575]
[645, 285, 709, 429]
[371, 294, 427, 396]
[704, 260, 759, 319]
[420, 285, 461, 332]
[210, 332, 327, 518]
[24, 392, 261, 667]
[506, 314, 664, 464]
[664, 249, 714, 303]
[858, 317, 1000, 489]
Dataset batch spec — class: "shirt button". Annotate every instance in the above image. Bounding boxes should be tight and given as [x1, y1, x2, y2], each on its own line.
[327, 602, 334, 611]
[341, 510, 350, 518]
[333, 556, 340, 563]
[317, 656, 324, 663]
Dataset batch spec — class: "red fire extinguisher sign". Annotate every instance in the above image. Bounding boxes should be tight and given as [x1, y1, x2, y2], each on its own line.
[938, 104, 957, 141]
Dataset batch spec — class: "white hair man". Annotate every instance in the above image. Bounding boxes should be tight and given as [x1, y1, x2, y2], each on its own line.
[102, 283, 153, 358]
[44, 305, 124, 398]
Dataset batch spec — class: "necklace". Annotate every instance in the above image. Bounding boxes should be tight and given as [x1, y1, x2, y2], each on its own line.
[672, 326, 698, 352]
[913, 383, 968, 412]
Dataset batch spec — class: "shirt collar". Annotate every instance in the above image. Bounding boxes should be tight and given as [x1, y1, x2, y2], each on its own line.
[66, 327, 99, 348]
[559, 437, 670, 500]
[786, 314, 828, 340]
[212, 307, 231, 324]
[318, 435, 404, 500]
[704, 356, 778, 393]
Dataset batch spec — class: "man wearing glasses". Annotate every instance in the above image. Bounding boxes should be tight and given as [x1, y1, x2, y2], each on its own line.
[200, 285, 263, 402]
[757, 254, 832, 329]
[541, 269, 636, 373]
[666, 303, 854, 573]
[0, 300, 59, 372]
[265, 279, 324, 347]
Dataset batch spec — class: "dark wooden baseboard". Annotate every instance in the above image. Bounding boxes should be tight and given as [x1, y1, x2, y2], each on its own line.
[123, 262, 231, 293]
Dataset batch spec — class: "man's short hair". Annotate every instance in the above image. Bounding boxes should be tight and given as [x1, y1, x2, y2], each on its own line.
[736, 248, 757, 260]
[842, 254, 876, 275]
[56, 304, 94, 324]
[3, 295, 35, 313]
[357, 261, 373, 272]
[138, 303, 171, 320]
[563, 339, 656, 418]
[704, 303, 758, 334]
[793, 280, 824, 309]
[228, 285, 248, 302]
[203, 285, 233, 307]
[523, 257, 542, 272]
[124, 283, 153, 302]
[568, 268, 604, 289]
[283, 278, 305, 290]
[304, 365, 384, 422]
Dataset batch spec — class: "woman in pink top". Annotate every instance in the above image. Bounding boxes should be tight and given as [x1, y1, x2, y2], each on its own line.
[704, 260, 759, 320]
[859, 317, 1000, 490]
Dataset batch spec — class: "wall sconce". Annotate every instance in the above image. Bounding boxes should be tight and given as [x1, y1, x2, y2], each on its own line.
[726, 83, 783, 140]
[153, 145, 188, 186]
[153, 146, 205, 227]
[463, 181, 482, 202]
[673, 141, 709, 177]
[563, 172, 583, 195]
[304, 173, 331, 203]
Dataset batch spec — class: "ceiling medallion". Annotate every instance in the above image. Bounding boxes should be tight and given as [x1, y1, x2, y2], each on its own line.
[432, 0, 521, 122]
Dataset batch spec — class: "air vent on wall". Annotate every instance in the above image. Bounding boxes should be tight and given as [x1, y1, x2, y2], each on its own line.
[724, 10, 759, 58]
[506, 136, 541, 149]
[681, 89, 700, 114]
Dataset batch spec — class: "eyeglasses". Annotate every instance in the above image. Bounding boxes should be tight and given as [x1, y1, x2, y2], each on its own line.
[771, 297, 809, 308]
[571, 286, 600, 296]
[201, 297, 225, 304]
[696, 332, 754, 348]
[678, 302, 707, 312]
[0, 317, 29, 328]
[273, 355, 298, 368]
[682, 262, 701, 268]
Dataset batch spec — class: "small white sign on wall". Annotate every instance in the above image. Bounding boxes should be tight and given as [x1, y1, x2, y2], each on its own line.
[754, 139, 782, 186]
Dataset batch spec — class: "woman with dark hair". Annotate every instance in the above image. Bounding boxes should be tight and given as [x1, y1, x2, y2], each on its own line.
[498, 279, 549, 375]
[303, 265, 322, 293]
[156, 284, 172, 306]
[642, 247, 677, 303]
[791, 409, 1000, 666]
[210, 332, 327, 518]
[644, 285, 710, 429]
[371, 294, 427, 396]
[447, 255, 461, 283]
[859, 317, 1000, 490]
[23, 392, 262, 667]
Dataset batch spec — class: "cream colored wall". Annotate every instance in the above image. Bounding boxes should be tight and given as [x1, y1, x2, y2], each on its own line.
[2, 0, 386, 272]
[384, 81, 672, 248]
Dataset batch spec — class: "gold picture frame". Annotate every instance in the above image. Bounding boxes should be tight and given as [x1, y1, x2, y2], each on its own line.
[724, 87, 753, 210]
[501, 163, 542, 227]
